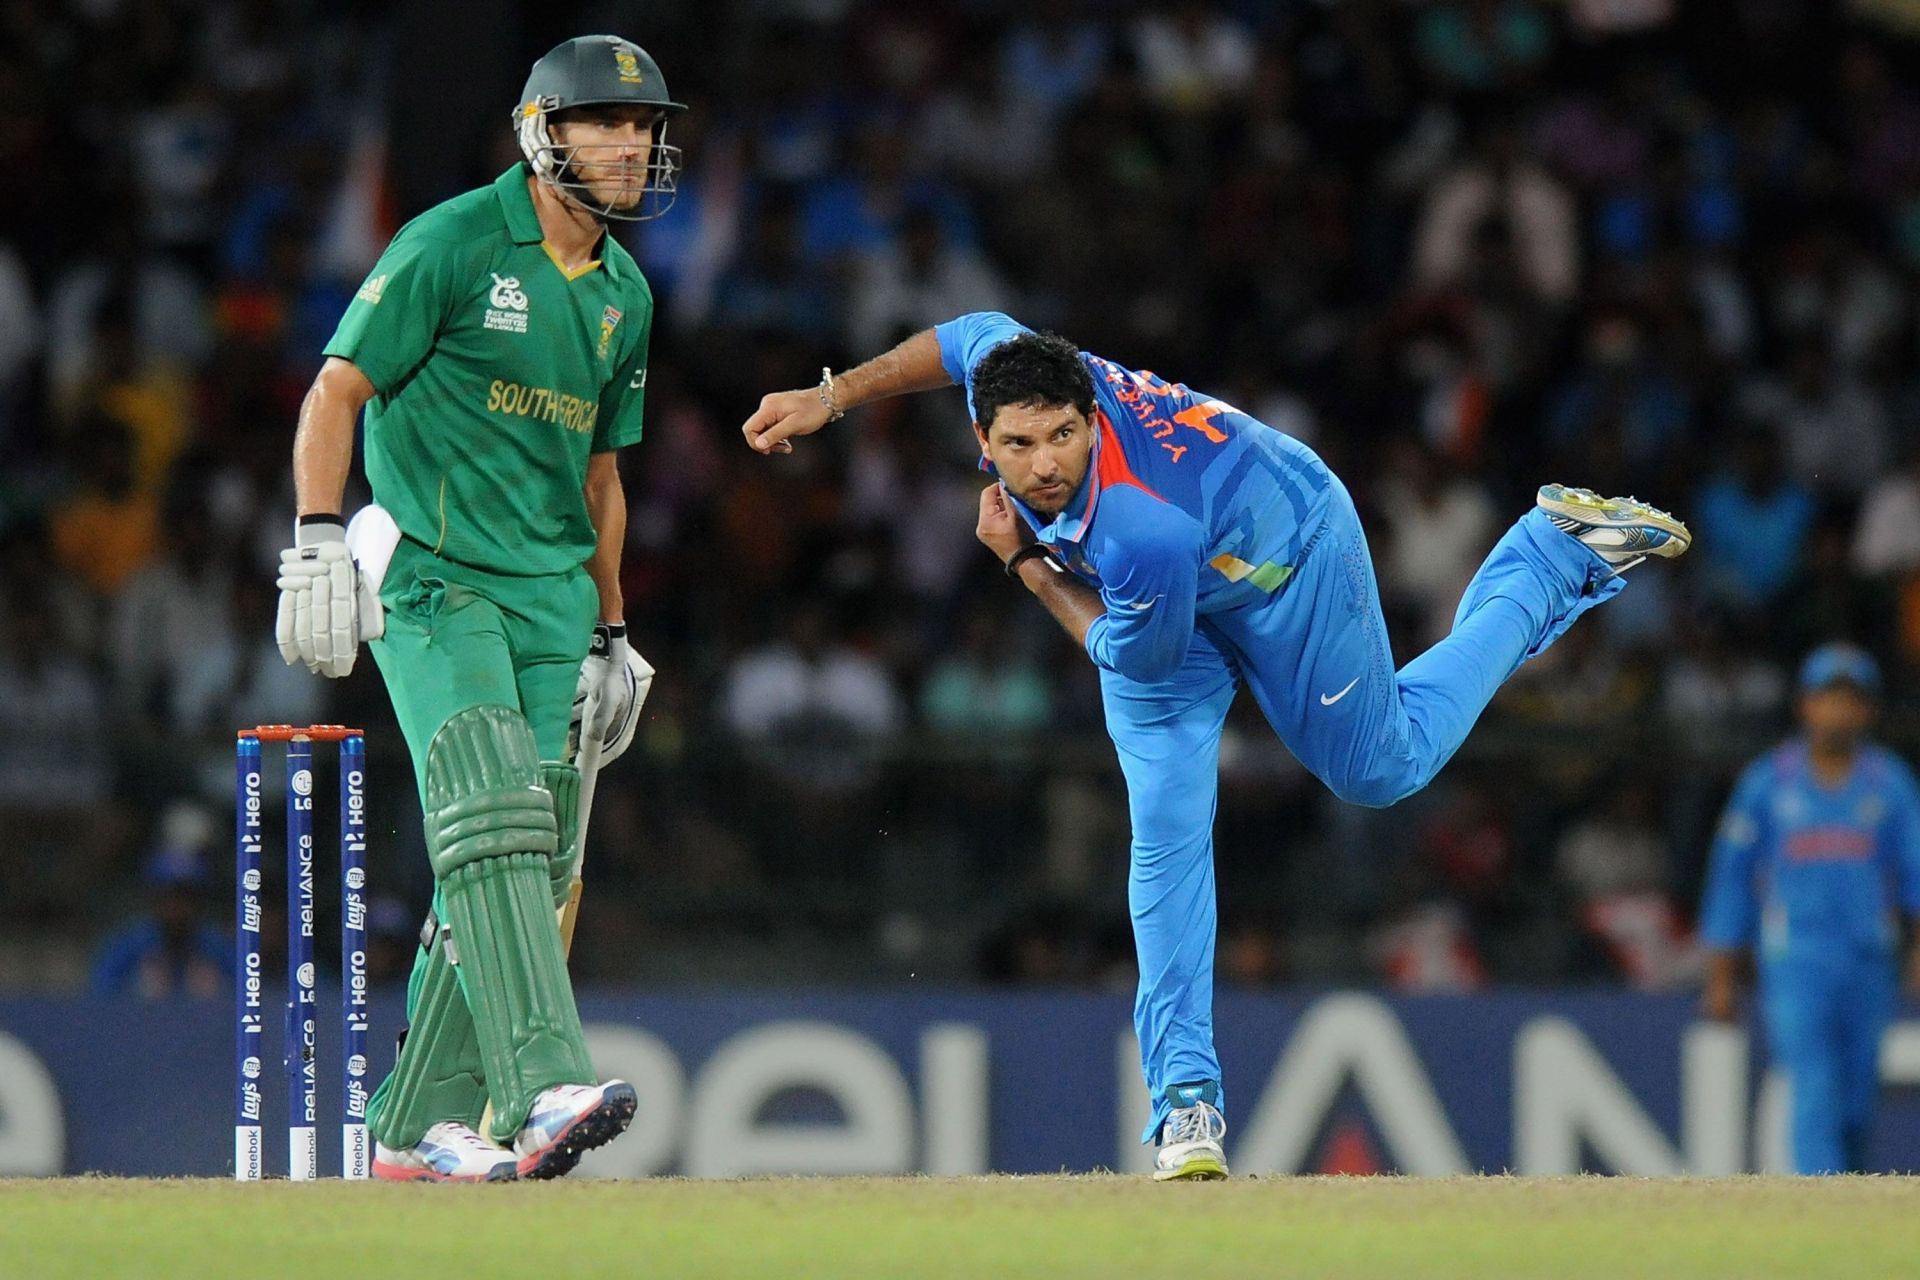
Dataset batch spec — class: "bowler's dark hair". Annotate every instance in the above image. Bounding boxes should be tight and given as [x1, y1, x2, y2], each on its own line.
[971, 332, 1096, 431]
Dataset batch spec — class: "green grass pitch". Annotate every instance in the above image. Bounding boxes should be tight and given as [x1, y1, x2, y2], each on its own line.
[4, 1175, 1916, 1279]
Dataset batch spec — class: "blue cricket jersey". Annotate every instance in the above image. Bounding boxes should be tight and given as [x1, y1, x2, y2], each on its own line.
[936, 311, 1331, 685]
[1699, 741, 1920, 958]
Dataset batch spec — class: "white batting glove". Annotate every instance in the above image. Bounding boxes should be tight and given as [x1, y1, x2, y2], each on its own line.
[569, 623, 655, 765]
[275, 519, 380, 679]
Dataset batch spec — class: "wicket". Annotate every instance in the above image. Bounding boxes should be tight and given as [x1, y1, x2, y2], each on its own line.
[233, 725, 369, 1181]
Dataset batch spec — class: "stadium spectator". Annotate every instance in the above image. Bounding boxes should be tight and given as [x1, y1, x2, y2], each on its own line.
[1413, 120, 1579, 307]
[1555, 780, 1696, 989]
[49, 413, 162, 596]
[45, 224, 210, 414]
[1545, 311, 1692, 474]
[919, 605, 1054, 738]
[1374, 440, 1498, 644]
[721, 601, 903, 785]
[1413, 0, 1554, 97]
[999, 0, 1109, 125]
[709, 191, 841, 340]
[846, 205, 1012, 356]
[1691, 428, 1816, 610]
[1851, 444, 1920, 580]
[0, 239, 40, 446]
[1740, 333, 1889, 499]
[109, 479, 237, 733]
[89, 815, 231, 999]
[1131, 1, 1258, 116]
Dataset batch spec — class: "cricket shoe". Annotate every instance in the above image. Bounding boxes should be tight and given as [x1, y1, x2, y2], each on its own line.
[1537, 484, 1691, 574]
[1153, 1081, 1229, 1182]
[372, 1121, 518, 1183]
[513, 1080, 638, 1180]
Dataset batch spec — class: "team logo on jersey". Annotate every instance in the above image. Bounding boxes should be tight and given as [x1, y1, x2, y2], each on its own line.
[597, 306, 622, 360]
[355, 274, 387, 306]
[614, 48, 644, 83]
[485, 273, 530, 333]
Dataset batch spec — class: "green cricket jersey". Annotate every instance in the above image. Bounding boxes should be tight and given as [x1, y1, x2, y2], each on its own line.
[325, 166, 653, 576]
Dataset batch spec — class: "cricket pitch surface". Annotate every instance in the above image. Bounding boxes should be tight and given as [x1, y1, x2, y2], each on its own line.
[5, 1174, 1916, 1278]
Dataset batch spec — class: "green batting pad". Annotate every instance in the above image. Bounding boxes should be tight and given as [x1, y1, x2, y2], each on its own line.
[539, 761, 581, 908]
[423, 706, 592, 1139]
[441, 851, 596, 1140]
[365, 921, 485, 1150]
[423, 705, 558, 881]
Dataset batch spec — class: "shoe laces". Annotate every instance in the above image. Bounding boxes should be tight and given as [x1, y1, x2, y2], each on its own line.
[1166, 1099, 1225, 1146]
[433, 1121, 505, 1154]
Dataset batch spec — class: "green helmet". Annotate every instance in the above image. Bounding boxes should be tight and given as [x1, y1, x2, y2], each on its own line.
[514, 35, 688, 222]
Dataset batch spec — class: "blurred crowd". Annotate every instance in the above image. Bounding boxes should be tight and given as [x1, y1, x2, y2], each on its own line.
[3, 0, 1920, 994]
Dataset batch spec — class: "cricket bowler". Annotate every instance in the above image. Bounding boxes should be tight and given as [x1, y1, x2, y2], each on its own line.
[274, 34, 676, 1181]
[1700, 643, 1920, 1173]
[742, 313, 1691, 1179]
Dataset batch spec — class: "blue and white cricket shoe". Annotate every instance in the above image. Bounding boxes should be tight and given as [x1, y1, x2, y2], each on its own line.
[1537, 484, 1691, 573]
[1153, 1081, 1229, 1182]
[371, 1120, 518, 1183]
[513, 1080, 638, 1180]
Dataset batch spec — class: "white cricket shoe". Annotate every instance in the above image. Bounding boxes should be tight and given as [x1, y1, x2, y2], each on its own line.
[1153, 1081, 1230, 1182]
[371, 1120, 518, 1183]
[1537, 483, 1691, 573]
[513, 1080, 638, 1180]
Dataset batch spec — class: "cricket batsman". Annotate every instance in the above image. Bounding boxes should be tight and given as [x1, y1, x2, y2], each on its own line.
[742, 313, 1691, 1178]
[1700, 643, 1920, 1173]
[273, 34, 678, 1181]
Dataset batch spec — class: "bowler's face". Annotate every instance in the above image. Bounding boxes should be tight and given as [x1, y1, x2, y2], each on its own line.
[978, 403, 1093, 518]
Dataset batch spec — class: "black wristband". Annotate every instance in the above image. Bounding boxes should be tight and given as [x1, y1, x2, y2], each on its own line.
[589, 621, 626, 658]
[1004, 543, 1058, 579]
[298, 512, 345, 527]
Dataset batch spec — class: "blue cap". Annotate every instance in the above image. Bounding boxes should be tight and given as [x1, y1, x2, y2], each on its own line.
[1799, 643, 1881, 695]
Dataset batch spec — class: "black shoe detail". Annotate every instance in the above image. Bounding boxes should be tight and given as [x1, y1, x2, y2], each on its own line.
[520, 1083, 639, 1181]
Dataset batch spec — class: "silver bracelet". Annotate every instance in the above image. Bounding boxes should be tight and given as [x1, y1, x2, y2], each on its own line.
[818, 367, 846, 422]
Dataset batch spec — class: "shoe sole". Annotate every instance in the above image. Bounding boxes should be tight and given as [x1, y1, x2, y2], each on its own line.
[517, 1083, 639, 1181]
[1153, 1155, 1230, 1182]
[371, 1156, 517, 1184]
[1537, 485, 1691, 557]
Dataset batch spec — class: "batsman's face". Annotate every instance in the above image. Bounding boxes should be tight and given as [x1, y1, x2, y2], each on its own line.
[1800, 684, 1874, 751]
[978, 403, 1094, 518]
[553, 107, 665, 212]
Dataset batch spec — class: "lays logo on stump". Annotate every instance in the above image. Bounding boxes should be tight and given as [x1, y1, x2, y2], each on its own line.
[597, 306, 622, 360]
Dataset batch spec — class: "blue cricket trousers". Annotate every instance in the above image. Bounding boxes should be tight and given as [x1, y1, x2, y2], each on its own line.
[1107, 476, 1620, 1140]
[1762, 947, 1896, 1173]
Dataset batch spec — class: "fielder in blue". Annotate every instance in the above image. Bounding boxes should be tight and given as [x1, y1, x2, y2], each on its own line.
[1699, 644, 1920, 1174]
[743, 313, 1691, 1178]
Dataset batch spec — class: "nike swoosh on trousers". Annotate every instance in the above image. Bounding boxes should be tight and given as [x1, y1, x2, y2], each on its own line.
[1319, 677, 1361, 706]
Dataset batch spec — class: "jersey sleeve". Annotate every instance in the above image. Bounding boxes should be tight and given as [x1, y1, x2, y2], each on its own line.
[1081, 489, 1204, 684]
[1882, 756, 1920, 916]
[1698, 760, 1773, 950]
[593, 286, 653, 453]
[323, 228, 468, 395]
[934, 312, 1035, 419]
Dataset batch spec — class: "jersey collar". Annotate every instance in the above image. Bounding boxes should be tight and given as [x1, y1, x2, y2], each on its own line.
[494, 166, 623, 281]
